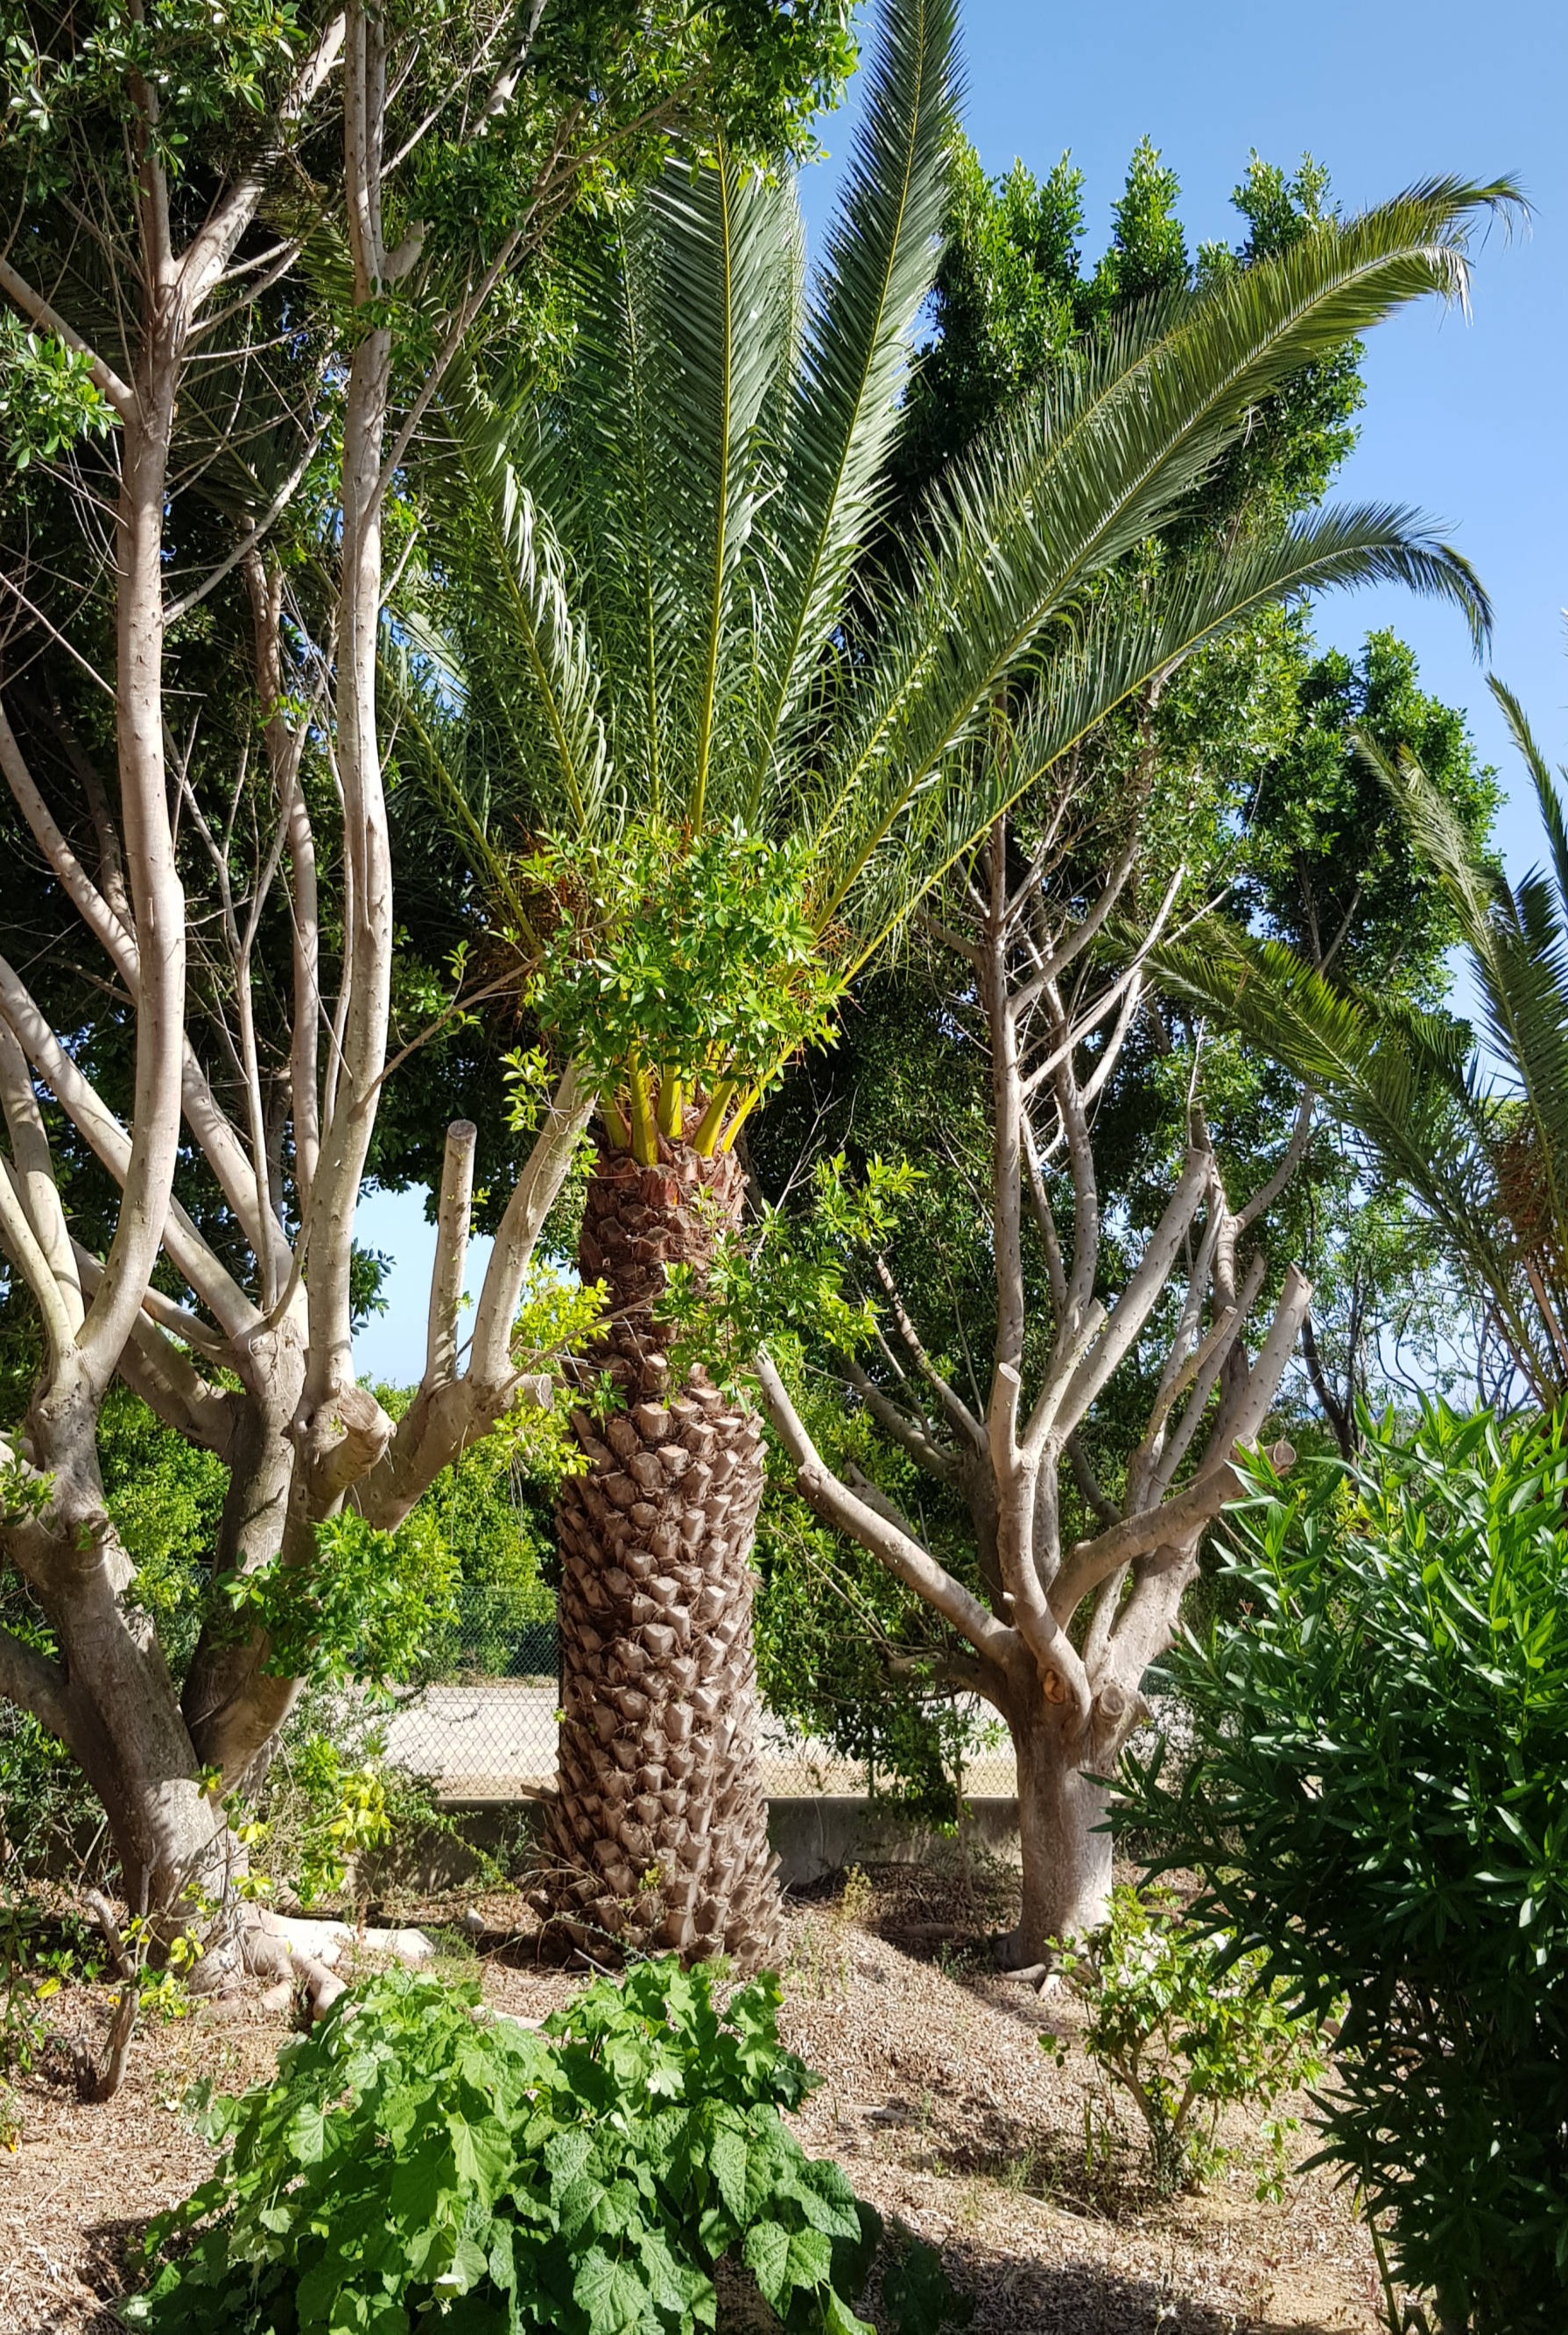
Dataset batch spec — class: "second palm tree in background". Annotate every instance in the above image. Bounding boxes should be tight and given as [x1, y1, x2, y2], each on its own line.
[1160, 679, 1568, 1411]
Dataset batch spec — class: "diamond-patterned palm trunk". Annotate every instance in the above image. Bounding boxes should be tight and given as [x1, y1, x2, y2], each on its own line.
[543, 1137, 781, 1967]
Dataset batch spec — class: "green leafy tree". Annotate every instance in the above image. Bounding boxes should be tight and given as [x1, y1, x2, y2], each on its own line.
[733, 137, 1496, 1923]
[744, 631, 1494, 1950]
[0, 0, 855, 1978]
[891, 138, 1363, 543]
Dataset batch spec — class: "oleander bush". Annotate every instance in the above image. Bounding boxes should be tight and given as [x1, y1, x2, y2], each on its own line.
[1117, 1403, 1568, 2333]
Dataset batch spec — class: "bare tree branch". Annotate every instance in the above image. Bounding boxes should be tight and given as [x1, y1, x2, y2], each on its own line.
[843, 1358, 960, 1484]
[756, 1351, 1016, 1667]
[0, 1157, 77, 1369]
[469, 1061, 593, 1389]
[425, 1117, 476, 1389]
[1052, 1457, 1250, 1618]
[1234, 1088, 1315, 1234]
[0, 955, 257, 1338]
[164, 421, 325, 623]
[871, 1253, 984, 1449]
[0, 1019, 81, 1334]
[0, 1628, 74, 1746]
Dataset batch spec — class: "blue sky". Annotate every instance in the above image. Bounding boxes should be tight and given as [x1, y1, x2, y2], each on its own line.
[356, 0, 1567, 1384]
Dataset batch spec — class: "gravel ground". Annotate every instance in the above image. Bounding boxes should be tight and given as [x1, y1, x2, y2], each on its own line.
[2, 1869, 1385, 2335]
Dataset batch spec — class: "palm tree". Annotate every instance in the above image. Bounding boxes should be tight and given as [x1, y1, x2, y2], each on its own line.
[399, 0, 1504, 1964]
[1157, 683, 1568, 1409]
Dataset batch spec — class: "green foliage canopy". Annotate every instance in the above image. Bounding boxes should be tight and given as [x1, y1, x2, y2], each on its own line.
[397, 0, 1498, 1183]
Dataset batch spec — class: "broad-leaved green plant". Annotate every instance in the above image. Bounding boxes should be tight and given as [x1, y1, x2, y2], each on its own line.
[128, 1957, 970, 2335]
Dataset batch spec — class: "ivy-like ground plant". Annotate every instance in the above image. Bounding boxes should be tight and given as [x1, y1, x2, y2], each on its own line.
[126, 1957, 970, 2335]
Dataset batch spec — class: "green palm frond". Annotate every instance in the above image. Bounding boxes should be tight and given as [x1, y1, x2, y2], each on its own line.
[1150, 924, 1553, 1368]
[813, 503, 1489, 961]
[1359, 731, 1568, 1238]
[748, 0, 960, 777]
[446, 390, 611, 833]
[799, 180, 1509, 904]
[649, 152, 800, 821]
[397, 0, 1516, 1178]
[1156, 687, 1568, 1399]
[1491, 676, 1568, 919]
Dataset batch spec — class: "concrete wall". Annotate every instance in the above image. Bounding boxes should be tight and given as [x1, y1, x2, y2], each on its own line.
[766, 1796, 1020, 1888]
[366, 1790, 1022, 1898]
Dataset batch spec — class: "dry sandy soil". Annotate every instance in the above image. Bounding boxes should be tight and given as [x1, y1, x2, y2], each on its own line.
[1, 1867, 1387, 2335]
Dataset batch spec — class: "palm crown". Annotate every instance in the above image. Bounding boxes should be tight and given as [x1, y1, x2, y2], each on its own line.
[398, 0, 1505, 1164]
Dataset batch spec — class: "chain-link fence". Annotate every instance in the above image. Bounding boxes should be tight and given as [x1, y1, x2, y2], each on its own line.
[383, 1593, 560, 1797]
[383, 1588, 1017, 1800]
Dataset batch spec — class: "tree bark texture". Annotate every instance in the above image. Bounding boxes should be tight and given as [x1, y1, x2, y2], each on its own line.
[543, 1139, 781, 1966]
[998, 1696, 1114, 1962]
[11, 1424, 236, 1925]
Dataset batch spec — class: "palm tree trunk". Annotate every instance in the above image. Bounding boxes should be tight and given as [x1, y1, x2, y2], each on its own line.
[543, 1137, 782, 1966]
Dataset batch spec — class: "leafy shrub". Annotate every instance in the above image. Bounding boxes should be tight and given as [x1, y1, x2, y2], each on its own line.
[1116, 1404, 1568, 2332]
[1044, 1884, 1325, 2198]
[127, 1957, 970, 2335]
[1, 1888, 72, 2079]
[0, 1888, 115, 2135]
[524, 821, 843, 1122]
[229, 1699, 488, 1917]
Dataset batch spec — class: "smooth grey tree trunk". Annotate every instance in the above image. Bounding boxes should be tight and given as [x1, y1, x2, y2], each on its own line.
[995, 1696, 1114, 1965]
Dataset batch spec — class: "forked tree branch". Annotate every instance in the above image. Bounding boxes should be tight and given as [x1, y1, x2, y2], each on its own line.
[756, 1351, 1016, 1669]
[0, 959, 257, 1338]
[1051, 1453, 1253, 1619]
[469, 1061, 594, 1389]
[357, 1064, 593, 1529]
[843, 1358, 960, 1484]
[0, 1020, 81, 1335]
[872, 1253, 984, 1449]
[1047, 1148, 1212, 1445]
[1153, 1252, 1267, 1496]
[70, 1244, 233, 1445]
[0, 1159, 77, 1369]
[1, 691, 290, 1272]
[176, 12, 348, 313]
[0, 256, 137, 418]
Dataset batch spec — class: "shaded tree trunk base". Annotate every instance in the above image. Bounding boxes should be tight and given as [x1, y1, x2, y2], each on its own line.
[990, 1710, 1114, 1969]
